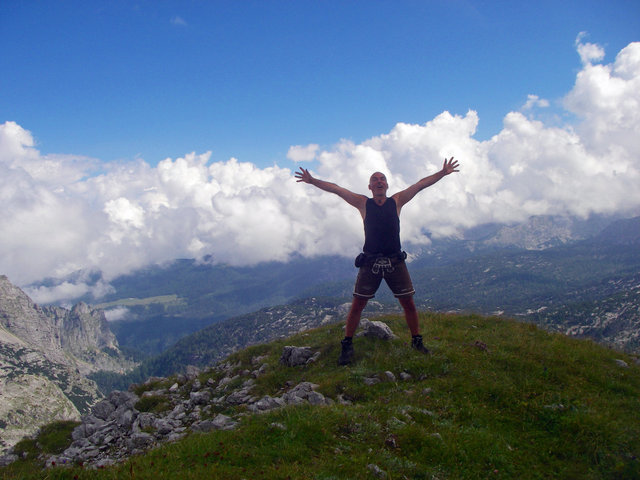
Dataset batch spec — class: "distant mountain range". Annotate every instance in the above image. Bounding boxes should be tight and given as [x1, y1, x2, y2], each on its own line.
[78, 214, 640, 390]
[52, 214, 633, 358]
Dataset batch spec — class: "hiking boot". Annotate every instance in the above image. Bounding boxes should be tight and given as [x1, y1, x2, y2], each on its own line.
[411, 335, 431, 355]
[338, 338, 354, 365]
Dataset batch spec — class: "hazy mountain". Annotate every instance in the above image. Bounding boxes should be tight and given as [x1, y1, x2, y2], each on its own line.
[92, 255, 355, 357]
[26, 214, 640, 386]
[0, 276, 135, 454]
[81, 214, 634, 354]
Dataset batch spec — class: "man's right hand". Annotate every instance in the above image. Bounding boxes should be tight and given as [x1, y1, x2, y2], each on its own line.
[295, 167, 313, 184]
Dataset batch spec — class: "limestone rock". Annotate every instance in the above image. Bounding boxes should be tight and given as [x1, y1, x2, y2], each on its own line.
[280, 346, 316, 366]
[357, 319, 396, 340]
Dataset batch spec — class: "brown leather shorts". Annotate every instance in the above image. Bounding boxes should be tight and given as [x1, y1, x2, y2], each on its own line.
[353, 257, 415, 299]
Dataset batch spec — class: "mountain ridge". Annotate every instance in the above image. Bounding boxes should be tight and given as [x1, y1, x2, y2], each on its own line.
[0, 276, 135, 454]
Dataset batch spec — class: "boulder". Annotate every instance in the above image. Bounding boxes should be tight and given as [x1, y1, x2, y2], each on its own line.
[280, 346, 315, 366]
[357, 319, 396, 340]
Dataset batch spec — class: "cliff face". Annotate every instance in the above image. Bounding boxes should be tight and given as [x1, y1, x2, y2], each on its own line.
[0, 275, 135, 453]
[0, 275, 65, 364]
[42, 302, 129, 375]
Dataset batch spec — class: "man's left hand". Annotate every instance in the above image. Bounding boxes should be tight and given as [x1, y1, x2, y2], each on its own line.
[442, 157, 460, 175]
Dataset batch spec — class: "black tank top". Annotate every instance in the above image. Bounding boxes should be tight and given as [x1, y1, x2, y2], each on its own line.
[363, 197, 401, 254]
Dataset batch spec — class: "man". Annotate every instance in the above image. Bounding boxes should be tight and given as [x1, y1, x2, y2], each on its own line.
[295, 157, 460, 365]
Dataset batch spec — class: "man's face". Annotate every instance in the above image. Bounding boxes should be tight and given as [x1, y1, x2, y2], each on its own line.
[368, 172, 388, 196]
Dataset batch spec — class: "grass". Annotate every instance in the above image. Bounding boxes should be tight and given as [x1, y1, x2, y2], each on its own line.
[10, 420, 80, 463]
[2, 312, 639, 479]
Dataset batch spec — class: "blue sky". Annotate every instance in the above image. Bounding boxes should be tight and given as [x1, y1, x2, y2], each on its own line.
[2, 0, 639, 167]
[1, 1, 640, 302]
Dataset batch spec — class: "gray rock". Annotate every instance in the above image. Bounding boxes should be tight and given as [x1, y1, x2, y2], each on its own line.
[280, 346, 315, 366]
[252, 363, 269, 377]
[211, 414, 238, 430]
[185, 365, 200, 380]
[109, 391, 138, 408]
[357, 319, 396, 340]
[92, 400, 116, 420]
[95, 458, 116, 468]
[135, 412, 157, 431]
[217, 376, 234, 389]
[368, 463, 387, 478]
[192, 414, 237, 432]
[189, 390, 211, 406]
[225, 389, 254, 405]
[168, 403, 185, 418]
[0, 454, 18, 467]
[155, 419, 174, 436]
[127, 432, 155, 450]
[83, 448, 101, 459]
[280, 382, 332, 407]
[249, 395, 286, 412]
[114, 406, 137, 428]
[77, 416, 108, 440]
[307, 391, 329, 406]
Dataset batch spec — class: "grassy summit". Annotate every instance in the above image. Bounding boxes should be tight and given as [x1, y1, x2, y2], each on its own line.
[4, 312, 639, 479]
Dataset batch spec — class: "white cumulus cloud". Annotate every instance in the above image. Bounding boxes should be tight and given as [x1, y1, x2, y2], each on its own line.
[2, 38, 639, 304]
[287, 144, 319, 162]
[575, 32, 605, 65]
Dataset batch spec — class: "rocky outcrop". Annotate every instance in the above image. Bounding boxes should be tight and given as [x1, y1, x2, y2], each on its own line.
[39, 349, 334, 469]
[0, 320, 427, 469]
[0, 275, 135, 454]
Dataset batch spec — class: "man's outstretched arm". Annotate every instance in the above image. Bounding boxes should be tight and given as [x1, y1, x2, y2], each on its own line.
[295, 167, 367, 215]
[393, 157, 460, 211]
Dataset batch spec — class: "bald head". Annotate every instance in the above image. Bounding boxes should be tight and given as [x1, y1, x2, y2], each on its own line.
[368, 172, 389, 197]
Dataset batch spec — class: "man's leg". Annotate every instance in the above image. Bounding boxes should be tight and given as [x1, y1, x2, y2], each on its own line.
[398, 295, 419, 336]
[345, 296, 369, 337]
[340, 265, 379, 365]
[398, 295, 430, 354]
[339, 296, 369, 365]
